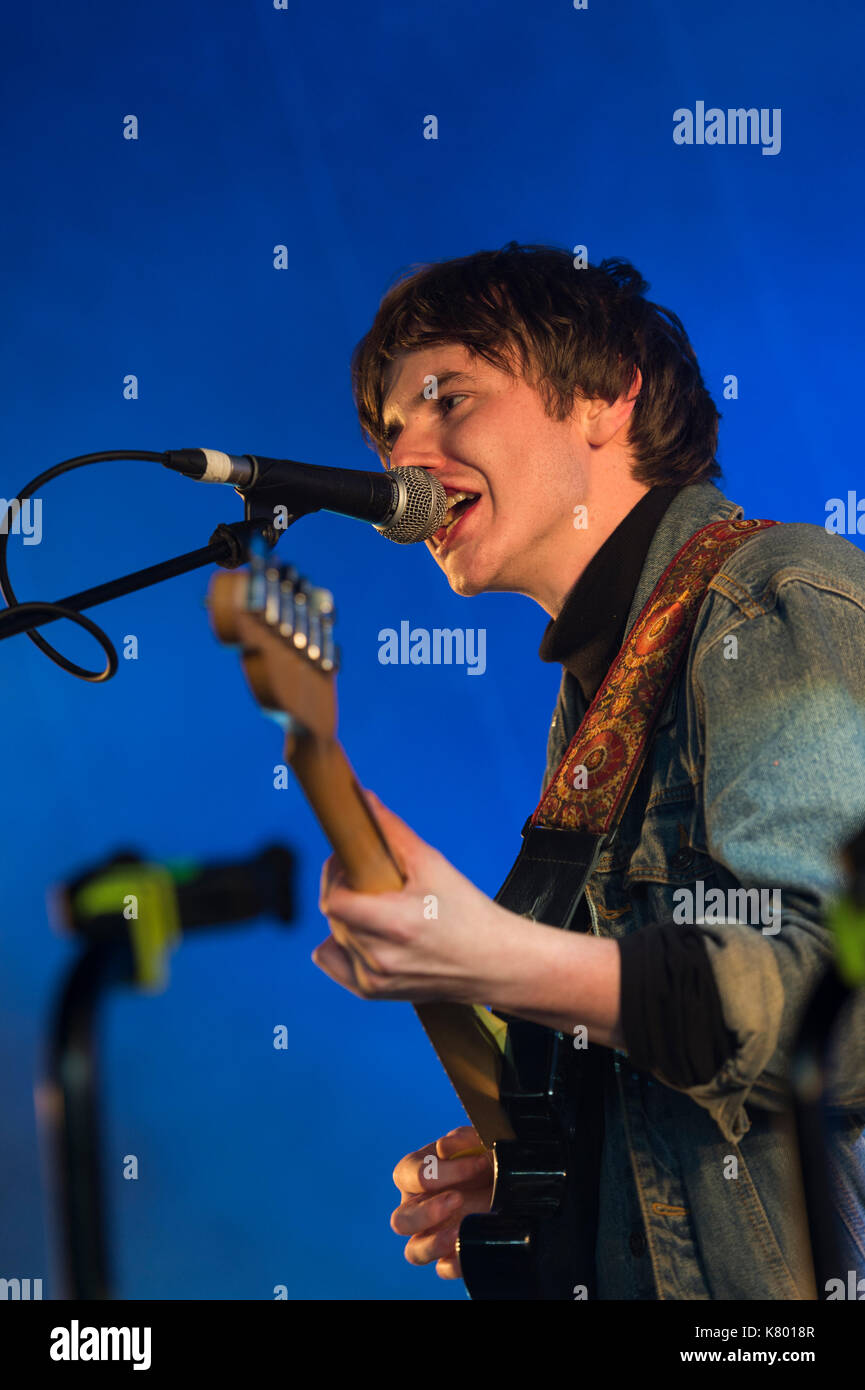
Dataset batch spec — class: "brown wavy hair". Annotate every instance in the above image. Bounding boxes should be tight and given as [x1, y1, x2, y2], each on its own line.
[350, 241, 722, 486]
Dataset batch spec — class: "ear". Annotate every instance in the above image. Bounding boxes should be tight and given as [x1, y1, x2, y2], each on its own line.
[582, 366, 642, 447]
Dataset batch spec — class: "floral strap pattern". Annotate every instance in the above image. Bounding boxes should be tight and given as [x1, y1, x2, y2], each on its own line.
[533, 517, 778, 834]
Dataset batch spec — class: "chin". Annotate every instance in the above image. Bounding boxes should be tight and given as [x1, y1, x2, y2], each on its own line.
[440, 554, 501, 597]
[434, 539, 507, 596]
[446, 573, 485, 597]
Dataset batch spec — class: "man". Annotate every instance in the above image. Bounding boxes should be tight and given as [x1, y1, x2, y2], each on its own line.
[313, 243, 865, 1298]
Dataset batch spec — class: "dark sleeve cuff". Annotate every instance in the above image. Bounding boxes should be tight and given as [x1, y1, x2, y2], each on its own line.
[619, 921, 738, 1087]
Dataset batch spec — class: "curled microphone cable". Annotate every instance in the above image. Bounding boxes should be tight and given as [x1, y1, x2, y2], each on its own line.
[0, 451, 166, 682]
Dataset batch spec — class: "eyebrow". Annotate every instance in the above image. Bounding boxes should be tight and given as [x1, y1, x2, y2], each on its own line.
[381, 369, 474, 436]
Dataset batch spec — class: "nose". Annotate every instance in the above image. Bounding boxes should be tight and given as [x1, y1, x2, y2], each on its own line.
[387, 418, 448, 476]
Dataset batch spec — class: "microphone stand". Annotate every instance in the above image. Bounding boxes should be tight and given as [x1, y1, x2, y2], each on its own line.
[44, 937, 136, 1301]
[0, 507, 295, 1296]
[0, 517, 286, 644]
[42, 847, 297, 1301]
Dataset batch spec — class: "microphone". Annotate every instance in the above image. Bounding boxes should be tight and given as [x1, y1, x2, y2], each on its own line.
[162, 448, 448, 544]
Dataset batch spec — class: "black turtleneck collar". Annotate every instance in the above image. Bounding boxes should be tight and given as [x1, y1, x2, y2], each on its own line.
[538, 483, 684, 702]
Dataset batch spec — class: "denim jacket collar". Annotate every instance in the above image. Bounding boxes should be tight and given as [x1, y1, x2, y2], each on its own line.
[622, 480, 744, 642]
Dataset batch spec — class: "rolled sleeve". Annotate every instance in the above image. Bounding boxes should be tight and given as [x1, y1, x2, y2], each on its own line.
[665, 577, 865, 1143]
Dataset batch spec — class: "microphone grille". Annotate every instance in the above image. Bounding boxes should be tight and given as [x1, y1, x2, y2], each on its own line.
[376, 467, 448, 544]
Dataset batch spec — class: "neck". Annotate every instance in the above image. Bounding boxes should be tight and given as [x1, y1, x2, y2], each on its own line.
[525, 478, 653, 617]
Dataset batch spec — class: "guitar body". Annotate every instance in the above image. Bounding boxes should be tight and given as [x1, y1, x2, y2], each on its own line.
[458, 823, 606, 1300]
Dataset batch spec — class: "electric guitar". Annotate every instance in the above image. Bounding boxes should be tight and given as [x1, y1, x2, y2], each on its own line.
[206, 541, 604, 1299]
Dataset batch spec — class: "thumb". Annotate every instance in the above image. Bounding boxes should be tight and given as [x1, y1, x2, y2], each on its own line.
[361, 788, 412, 840]
[360, 789, 429, 872]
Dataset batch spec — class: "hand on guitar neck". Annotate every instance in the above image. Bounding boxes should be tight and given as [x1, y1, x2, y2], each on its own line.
[314, 791, 505, 1005]
[206, 554, 511, 1009]
[206, 552, 518, 1151]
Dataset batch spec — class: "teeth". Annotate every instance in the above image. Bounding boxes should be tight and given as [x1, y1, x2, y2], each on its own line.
[443, 490, 478, 524]
[435, 490, 479, 545]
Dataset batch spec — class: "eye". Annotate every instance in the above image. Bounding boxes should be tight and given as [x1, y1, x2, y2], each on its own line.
[381, 426, 400, 464]
[381, 392, 467, 464]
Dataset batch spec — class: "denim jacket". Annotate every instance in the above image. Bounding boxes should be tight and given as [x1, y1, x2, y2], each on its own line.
[544, 480, 865, 1299]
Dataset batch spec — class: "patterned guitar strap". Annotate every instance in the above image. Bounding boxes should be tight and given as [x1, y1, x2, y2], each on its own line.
[420, 516, 778, 1149]
[485, 519, 779, 1109]
[534, 515, 778, 838]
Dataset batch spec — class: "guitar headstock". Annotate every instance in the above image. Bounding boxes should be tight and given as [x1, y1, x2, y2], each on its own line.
[206, 541, 339, 740]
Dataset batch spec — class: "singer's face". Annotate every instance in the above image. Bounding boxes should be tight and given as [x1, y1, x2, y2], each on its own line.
[381, 344, 598, 610]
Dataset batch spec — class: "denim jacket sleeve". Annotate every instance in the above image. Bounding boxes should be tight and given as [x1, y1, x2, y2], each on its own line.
[664, 545, 865, 1144]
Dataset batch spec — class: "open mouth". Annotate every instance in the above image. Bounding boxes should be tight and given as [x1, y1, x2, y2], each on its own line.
[433, 491, 481, 549]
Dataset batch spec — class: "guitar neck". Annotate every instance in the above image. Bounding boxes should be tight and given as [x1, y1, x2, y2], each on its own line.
[288, 732, 405, 893]
[287, 731, 514, 1146]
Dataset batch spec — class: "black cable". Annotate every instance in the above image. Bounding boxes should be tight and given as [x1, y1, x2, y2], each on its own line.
[5, 604, 119, 682]
[0, 451, 166, 681]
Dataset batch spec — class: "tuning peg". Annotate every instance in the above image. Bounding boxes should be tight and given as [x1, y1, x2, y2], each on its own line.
[278, 567, 299, 641]
[321, 632, 339, 673]
[247, 535, 269, 614]
[306, 588, 324, 662]
[265, 561, 283, 626]
[291, 579, 311, 650]
[307, 587, 337, 670]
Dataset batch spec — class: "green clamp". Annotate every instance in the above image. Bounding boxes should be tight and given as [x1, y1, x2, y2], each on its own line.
[72, 864, 182, 990]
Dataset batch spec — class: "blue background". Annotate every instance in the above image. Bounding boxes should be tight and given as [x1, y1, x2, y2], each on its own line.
[1, 0, 862, 1299]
